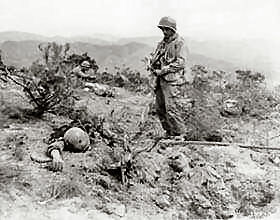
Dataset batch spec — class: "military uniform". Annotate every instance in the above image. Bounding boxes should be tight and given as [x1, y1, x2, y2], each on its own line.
[71, 61, 96, 87]
[72, 66, 96, 79]
[151, 17, 187, 136]
[46, 127, 90, 157]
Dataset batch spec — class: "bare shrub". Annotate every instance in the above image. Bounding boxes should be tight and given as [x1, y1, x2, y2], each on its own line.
[1, 43, 101, 117]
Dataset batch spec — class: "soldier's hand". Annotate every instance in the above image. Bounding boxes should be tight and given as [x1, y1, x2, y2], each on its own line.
[160, 65, 170, 75]
[50, 149, 64, 172]
[154, 69, 162, 76]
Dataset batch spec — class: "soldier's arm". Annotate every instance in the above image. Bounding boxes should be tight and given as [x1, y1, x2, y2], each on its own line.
[46, 138, 65, 156]
[46, 139, 65, 171]
[149, 41, 164, 72]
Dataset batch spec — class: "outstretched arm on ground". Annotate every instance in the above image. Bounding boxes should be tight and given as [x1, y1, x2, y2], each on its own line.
[49, 149, 64, 171]
[47, 139, 65, 171]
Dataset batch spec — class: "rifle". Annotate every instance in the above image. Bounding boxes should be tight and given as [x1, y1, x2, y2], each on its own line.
[147, 47, 165, 75]
[142, 46, 166, 92]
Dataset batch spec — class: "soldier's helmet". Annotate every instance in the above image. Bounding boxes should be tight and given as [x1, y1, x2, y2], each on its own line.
[81, 60, 91, 68]
[158, 16, 177, 32]
[64, 127, 90, 152]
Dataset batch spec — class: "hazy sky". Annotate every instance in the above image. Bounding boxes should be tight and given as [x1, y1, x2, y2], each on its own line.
[0, 0, 279, 40]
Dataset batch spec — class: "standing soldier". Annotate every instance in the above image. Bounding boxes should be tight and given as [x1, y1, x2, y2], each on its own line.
[148, 16, 188, 139]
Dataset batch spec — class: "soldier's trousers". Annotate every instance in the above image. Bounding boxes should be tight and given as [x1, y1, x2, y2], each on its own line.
[155, 78, 186, 136]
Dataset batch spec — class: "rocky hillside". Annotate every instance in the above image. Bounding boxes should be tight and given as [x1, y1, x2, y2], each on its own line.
[0, 41, 280, 219]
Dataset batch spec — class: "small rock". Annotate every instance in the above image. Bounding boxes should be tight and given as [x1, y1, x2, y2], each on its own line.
[168, 153, 189, 172]
[220, 209, 235, 219]
[250, 153, 266, 165]
[97, 175, 111, 189]
[225, 161, 236, 168]
[105, 203, 126, 217]
[155, 195, 170, 210]
[268, 154, 280, 166]
[2, 124, 9, 128]
[80, 202, 87, 209]
[221, 99, 242, 116]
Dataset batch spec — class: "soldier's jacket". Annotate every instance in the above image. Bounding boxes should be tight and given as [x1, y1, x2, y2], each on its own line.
[47, 138, 65, 157]
[46, 123, 123, 157]
[151, 33, 189, 85]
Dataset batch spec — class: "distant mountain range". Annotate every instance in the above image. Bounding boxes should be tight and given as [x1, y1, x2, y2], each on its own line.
[0, 31, 277, 82]
[0, 40, 237, 74]
[0, 31, 113, 45]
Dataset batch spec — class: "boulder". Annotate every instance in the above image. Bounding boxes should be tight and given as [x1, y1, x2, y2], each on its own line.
[154, 195, 171, 210]
[221, 99, 242, 116]
[105, 203, 126, 217]
[168, 152, 189, 172]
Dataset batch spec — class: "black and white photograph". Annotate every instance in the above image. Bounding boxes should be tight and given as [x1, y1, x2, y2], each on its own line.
[0, 0, 280, 219]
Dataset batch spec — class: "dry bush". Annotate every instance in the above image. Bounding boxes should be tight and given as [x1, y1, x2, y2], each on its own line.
[0, 43, 102, 117]
[180, 65, 280, 141]
[64, 52, 98, 72]
[223, 70, 279, 119]
[0, 43, 75, 117]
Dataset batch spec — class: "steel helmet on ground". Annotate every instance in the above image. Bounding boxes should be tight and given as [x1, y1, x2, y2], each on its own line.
[158, 16, 177, 32]
[81, 60, 91, 68]
[64, 127, 90, 152]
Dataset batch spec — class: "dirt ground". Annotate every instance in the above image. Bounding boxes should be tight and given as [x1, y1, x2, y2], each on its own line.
[1, 83, 280, 220]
